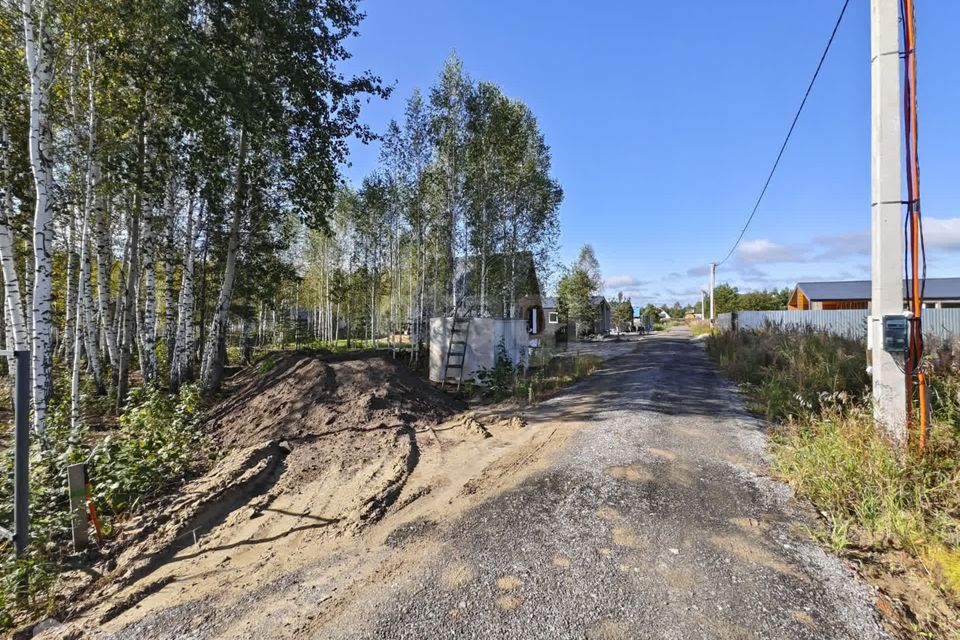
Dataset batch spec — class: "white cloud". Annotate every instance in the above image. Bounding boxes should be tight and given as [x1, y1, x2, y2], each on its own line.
[924, 217, 960, 250]
[735, 239, 804, 265]
[811, 231, 870, 258]
[616, 289, 648, 301]
[604, 274, 645, 288]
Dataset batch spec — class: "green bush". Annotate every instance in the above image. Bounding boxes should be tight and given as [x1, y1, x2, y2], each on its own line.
[0, 384, 206, 628]
[475, 340, 519, 401]
[88, 384, 205, 516]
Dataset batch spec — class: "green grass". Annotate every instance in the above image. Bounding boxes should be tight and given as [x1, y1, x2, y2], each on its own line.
[689, 321, 712, 337]
[772, 408, 960, 555]
[706, 328, 869, 421]
[707, 328, 960, 633]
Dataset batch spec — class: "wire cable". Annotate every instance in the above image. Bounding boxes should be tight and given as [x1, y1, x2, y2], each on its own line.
[900, 0, 929, 452]
[717, 0, 852, 266]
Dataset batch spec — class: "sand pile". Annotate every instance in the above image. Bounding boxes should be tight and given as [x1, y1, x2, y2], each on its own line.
[56, 352, 466, 627]
[207, 351, 463, 449]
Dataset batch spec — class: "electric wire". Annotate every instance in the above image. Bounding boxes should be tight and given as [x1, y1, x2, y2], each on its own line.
[716, 0, 852, 267]
[900, 0, 929, 451]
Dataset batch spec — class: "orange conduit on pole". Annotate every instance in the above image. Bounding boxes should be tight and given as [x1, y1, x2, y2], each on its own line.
[901, 0, 929, 453]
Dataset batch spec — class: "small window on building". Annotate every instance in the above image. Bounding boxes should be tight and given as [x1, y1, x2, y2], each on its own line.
[548, 312, 559, 324]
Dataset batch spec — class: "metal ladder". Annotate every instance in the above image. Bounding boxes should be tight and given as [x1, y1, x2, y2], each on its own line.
[441, 316, 471, 391]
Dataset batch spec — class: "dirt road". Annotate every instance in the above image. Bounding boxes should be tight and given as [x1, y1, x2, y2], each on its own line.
[74, 329, 886, 639]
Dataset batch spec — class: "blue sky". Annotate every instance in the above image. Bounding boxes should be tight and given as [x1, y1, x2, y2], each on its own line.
[341, 1, 960, 305]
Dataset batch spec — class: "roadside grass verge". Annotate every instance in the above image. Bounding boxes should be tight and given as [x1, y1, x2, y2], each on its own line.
[689, 321, 712, 337]
[707, 328, 960, 636]
[706, 328, 869, 421]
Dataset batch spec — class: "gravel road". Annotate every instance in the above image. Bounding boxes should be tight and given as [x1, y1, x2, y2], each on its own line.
[318, 328, 887, 640]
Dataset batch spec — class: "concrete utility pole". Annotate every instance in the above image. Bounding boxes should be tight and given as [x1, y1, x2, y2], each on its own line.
[701, 290, 706, 320]
[709, 263, 716, 327]
[869, 0, 907, 445]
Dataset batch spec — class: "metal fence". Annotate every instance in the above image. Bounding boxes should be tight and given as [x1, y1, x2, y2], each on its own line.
[716, 309, 960, 343]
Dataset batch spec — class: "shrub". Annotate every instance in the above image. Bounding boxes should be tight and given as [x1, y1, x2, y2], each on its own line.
[475, 340, 519, 401]
[88, 384, 206, 516]
[0, 384, 206, 628]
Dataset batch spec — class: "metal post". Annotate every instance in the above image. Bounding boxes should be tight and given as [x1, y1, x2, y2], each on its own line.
[13, 350, 29, 556]
[869, 0, 907, 444]
[709, 263, 716, 327]
[67, 463, 89, 550]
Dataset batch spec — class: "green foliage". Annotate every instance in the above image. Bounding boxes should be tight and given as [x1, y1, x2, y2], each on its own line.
[689, 321, 712, 337]
[711, 283, 791, 314]
[475, 340, 519, 401]
[771, 408, 960, 554]
[575, 245, 603, 294]
[88, 385, 205, 516]
[611, 295, 634, 332]
[712, 284, 742, 315]
[706, 328, 868, 421]
[666, 302, 686, 320]
[0, 385, 205, 628]
[517, 352, 602, 402]
[555, 245, 604, 335]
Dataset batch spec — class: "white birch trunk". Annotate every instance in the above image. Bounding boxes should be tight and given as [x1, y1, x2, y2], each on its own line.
[201, 127, 247, 391]
[170, 192, 195, 390]
[0, 128, 28, 351]
[71, 211, 90, 429]
[62, 214, 75, 360]
[23, 0, 55, 431]
[137, 204, 157, 383]
[93, 165, 118, 369]
[79, 175, 103, 391]
[163, 178, 177, 368]
[71, 46, 103, 392]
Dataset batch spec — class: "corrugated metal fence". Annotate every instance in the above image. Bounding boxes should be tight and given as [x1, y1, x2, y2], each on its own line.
[716, 309, 960, 342]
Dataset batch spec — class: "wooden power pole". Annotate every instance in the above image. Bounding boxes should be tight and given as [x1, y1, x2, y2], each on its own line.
[869, 0, 907, 445]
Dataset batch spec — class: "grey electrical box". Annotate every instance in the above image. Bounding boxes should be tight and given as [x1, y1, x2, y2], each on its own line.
[882, 315, 909, 353]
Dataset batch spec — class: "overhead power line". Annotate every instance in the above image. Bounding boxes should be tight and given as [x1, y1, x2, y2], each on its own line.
[717, 0, 852, 266]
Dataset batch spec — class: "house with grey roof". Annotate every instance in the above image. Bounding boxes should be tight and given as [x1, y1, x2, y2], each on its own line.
[788, 278, 960, 311]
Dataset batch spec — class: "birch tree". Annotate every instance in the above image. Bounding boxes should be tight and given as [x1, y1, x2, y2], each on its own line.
[22, 0, 56, 431]
[170, 190, 196, 390]
[0, 127, 28, 352]
[430, 53, 470, 313]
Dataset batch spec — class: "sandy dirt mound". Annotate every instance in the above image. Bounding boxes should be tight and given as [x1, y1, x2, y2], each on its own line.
[207, 351, 463, 450]
[43, 352, 468, 633]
